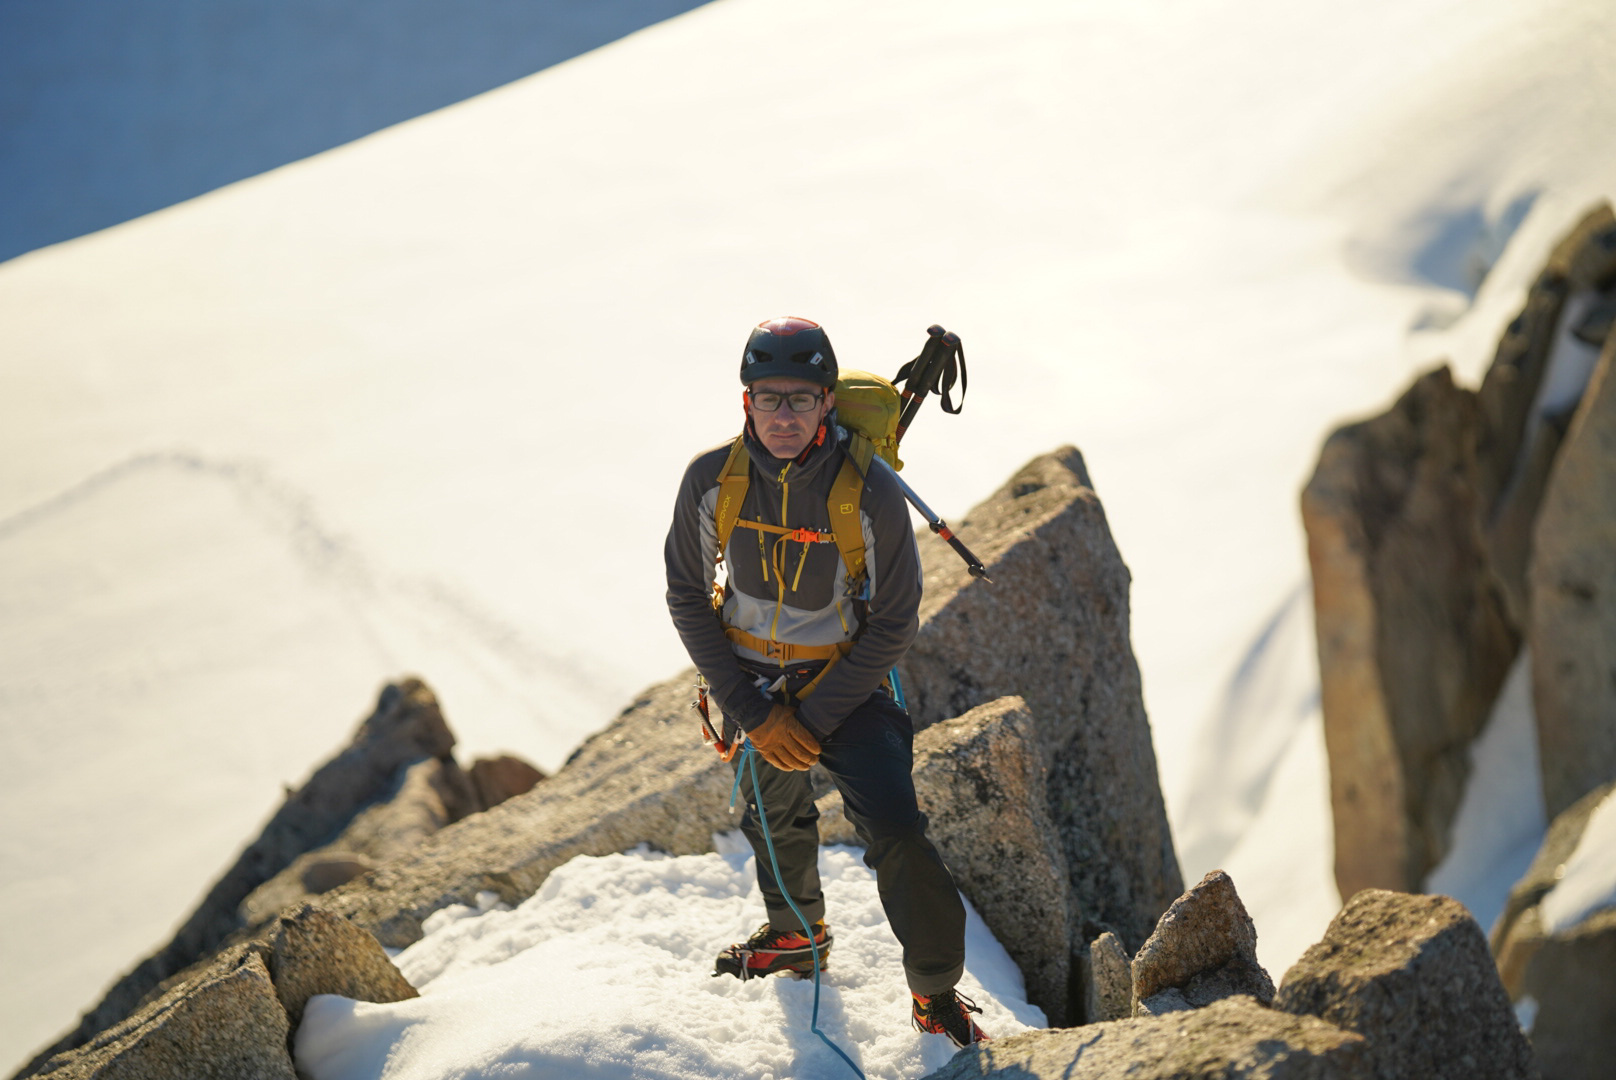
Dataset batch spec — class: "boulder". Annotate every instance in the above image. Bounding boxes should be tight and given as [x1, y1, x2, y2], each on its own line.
[919, 995, 1368, 1080]
[1492, 782, 1616, 1080]
[900, 447, 1182, 953]
[20, 678, 457, 1074]
[27, 906, 414, 1080]
[262, 904, 418, 1031]
[1529, 338, 1616, 819]
[1276, 889, 1537, 1080]
[30, 952, 295, 1080]
[1131, 870, 1273, 1015]
[468, 754, 546, 810]
[1302, 366, 1517, 897]
[816, 696, 1076, 1023]
[1085, 930, 1133, 1023]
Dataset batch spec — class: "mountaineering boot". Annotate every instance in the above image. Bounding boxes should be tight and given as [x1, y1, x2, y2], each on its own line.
[911, 988, 989, 1049]
[713, 920, 832, 980]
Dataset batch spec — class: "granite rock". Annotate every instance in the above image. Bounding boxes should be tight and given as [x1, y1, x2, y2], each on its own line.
[1302, 205, 1616, 899]
[900, 447, 1181, 953]
[817, 696, 1075, 1022]
[1085, 930, 1133, 1023]
[1276, 889, 1537, 1080]
[1131, 870, 1273, 1015]
[1492, 782, 1616, 1080]
[1529, 337, 1616, 819]
[920, 995, 1367, 1080]
[263, 904, 417, 1031]
[1302, 367, 1517, 897]
[29, 952, 295, 1080]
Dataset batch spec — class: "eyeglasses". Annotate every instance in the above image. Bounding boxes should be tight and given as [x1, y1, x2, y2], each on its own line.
[748, 388, 825, 413]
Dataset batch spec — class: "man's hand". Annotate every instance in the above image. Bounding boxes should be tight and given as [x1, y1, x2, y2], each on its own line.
[748, 704, 821, 770]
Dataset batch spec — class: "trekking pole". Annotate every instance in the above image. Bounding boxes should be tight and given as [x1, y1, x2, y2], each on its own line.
[869, 456, 992, 583]
[893, 324, 967, 441]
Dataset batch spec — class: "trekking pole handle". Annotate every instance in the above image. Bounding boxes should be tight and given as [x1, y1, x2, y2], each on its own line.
[894, 324, 964, 441]
[870, 457, 993, 584]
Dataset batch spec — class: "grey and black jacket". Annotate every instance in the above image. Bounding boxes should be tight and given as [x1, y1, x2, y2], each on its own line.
[664, 414, 923, 740]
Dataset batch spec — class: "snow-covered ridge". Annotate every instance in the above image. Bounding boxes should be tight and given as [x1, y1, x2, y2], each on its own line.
[297, 843, 1043, 1080]
[6, 0, 1616, 1071]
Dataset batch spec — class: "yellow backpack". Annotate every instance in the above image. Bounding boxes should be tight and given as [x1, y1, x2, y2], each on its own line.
[830, 370, 904, 472]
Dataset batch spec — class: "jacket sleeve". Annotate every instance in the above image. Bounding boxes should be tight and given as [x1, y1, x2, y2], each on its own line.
[794, 461, 922, 739]
[664, 449, 774, 732]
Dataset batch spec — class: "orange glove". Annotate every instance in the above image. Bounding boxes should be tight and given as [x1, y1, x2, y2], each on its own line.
[748, 704, 821, 771]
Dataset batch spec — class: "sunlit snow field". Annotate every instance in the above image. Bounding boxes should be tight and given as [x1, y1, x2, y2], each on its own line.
[296, 841, 1042, 1080]
[4, 0, 1616, 1071]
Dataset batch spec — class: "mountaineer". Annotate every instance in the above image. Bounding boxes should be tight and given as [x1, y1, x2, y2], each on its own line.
[663, 315, 988, 1049]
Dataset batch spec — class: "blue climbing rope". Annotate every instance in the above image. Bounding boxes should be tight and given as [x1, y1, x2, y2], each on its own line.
[888, 667, 907, 710]
[730, 739, 866, 1080]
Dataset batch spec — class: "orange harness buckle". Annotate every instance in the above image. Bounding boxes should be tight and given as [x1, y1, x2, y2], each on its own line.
[789, 527, 823, 544]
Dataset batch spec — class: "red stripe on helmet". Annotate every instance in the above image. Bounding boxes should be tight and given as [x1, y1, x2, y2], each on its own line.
[757, 316, 820, 336]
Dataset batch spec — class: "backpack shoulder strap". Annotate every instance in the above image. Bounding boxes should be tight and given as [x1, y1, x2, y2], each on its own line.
[827, 434, 872, 589]
[714, 436, 750, 557]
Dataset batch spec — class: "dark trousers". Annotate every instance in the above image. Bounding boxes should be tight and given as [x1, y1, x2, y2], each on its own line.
[731, 690, 966, 994]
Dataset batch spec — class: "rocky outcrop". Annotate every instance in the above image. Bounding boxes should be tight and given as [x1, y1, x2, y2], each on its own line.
[262, 905, 418, 1030]
[1131, 871, 1274, 1016]
[1276, 889, 1537, 1080]
[1302, 204, 1616, 897]
[816, 696, 1076, 1023]
[316, 672, 738, 947]
[1302, 367, 1517, 898]
[31, 953, 294, 1080]
[900, 447, 1182, 953]
[30, 906, 412, 1080]
[919, 995, 1368, 1080]
[1529, 338, 1616, 819]
[1492, 782, 1616, 1080]
[240, 755, 477, 926]
[21, 679, 458, 1073]
[1085, 930, 1133, 1023]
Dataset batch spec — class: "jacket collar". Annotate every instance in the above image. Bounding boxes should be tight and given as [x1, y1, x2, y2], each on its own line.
[742, 407, 842, 484]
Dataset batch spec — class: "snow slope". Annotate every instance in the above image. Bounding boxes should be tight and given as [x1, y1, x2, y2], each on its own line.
[295, 841, 1043, 1080]
[5, 0, 1616, 1068]
[0, 0, 710, 261]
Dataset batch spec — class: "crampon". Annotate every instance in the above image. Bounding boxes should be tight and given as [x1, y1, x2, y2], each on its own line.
[912, 988, 990, 1049]
[712, 920, 833, 981]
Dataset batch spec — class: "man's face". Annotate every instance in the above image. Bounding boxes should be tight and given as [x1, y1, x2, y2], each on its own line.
[747, 376, 835, 461]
